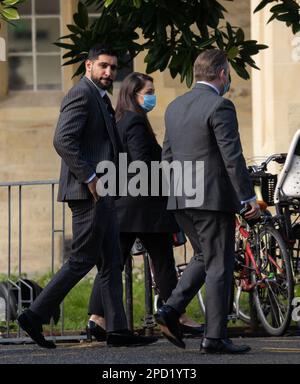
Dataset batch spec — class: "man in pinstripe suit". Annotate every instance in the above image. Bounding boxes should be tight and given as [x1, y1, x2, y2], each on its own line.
[17, 44, 157, 349]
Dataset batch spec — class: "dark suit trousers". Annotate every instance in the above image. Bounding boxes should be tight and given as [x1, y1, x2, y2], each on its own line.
[30, 197, 127, 332]
[88, 232, 178, 315]
[166, 209, 235, 339]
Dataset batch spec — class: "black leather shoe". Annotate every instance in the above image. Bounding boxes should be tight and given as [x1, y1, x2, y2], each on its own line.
[180, 323, 204, 336]
[107, 329, 158, 347]
[17, 310, 56, 349]
[86, 320, 106, 342]
[155, 305, 185, 349]
[200, 337, 251, 354]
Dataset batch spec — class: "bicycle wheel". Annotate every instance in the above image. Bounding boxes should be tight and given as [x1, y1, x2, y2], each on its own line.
[196, 281, 257, 326]
[252, 225, 294, 336]
[196, 226, 258, 325]
[234, 225, 259, 327]
[233, 281, 259, 327]
[289, 236, 300, 283]
[196, 225, 250, 320]
[196, 286, 205, 316]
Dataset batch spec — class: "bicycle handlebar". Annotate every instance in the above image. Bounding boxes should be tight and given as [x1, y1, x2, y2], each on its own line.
[248, 153, 287, 174]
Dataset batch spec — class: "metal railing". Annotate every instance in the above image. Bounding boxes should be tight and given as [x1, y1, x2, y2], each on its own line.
[0, 180, 159, 344]
[0, 180, 78, 344]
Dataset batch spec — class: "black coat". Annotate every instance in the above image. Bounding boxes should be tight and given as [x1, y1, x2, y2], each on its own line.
[115, 111, 179, 233]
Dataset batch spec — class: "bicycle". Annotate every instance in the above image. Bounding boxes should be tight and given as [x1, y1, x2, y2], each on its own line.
[124, 234, 189, 334]
[247, 143, 300, 330]
[197, 154, 294, 336]
[272, 131, 300, 285]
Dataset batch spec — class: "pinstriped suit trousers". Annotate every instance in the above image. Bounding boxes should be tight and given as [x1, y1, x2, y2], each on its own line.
[30, 197, 127, 332]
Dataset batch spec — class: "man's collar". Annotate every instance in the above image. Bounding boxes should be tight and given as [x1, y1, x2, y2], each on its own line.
[196, 81, 220, 95]
[85, 75, 106, 98]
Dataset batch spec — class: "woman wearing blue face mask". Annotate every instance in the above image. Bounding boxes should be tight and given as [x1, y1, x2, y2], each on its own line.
[86, 72, 203, 341]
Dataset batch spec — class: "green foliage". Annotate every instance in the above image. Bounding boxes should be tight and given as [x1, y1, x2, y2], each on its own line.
[254, 0, 300, 34]
[56, 0, 268, 86]
[57, 276, 94, 330]
[2, 269, 300, 332]
[0, 0, 26, 27]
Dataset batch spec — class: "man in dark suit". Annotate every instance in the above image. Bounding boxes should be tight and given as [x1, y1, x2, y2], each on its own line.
[17, 44, 157, 348]
[155, 49, 260, 354]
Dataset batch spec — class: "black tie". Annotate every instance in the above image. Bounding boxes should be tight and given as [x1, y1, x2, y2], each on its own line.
[102, 93, 115, 118]
[102, 93, 122, 154]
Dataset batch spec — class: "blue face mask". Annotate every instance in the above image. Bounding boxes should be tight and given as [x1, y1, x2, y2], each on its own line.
[220, 73, 231, 96]
[222, 80, 230, 95]
[140, 94, 157, 112]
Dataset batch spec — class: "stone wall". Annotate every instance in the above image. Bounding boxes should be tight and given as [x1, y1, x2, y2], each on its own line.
[251, 0, 300, 157]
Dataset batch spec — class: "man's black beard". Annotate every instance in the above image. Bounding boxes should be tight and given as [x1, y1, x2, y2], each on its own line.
[91, 75, 112, 91]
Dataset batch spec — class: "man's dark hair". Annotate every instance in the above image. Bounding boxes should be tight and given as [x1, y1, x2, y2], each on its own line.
[194, 49, 228, 82]
[87, 44, 118, 61]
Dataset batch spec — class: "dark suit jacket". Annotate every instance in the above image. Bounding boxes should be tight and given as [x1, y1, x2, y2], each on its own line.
[115, 111, 178, 233]
[162, 83, 254, 213]
[53, 76, 119, 202]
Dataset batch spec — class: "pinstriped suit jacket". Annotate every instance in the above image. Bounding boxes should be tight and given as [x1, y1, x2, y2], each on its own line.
[53, 76, 119, 202]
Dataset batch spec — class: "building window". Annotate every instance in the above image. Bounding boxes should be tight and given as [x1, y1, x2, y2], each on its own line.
[7, 0, 62, 91]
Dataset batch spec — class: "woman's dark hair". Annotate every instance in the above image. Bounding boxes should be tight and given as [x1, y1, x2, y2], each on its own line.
[115, 72, 154, 133]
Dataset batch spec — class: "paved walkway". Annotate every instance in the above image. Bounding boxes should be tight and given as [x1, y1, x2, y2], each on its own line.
[1, 336, 300, 365]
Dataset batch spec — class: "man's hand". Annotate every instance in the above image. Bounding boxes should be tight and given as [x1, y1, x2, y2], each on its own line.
[244, 200, 260, 220]
[87, 176, 100, 202]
